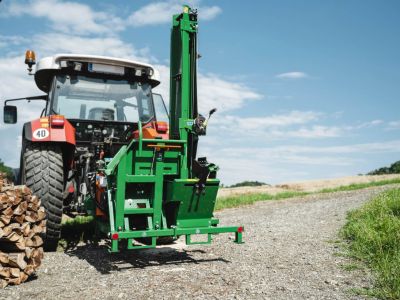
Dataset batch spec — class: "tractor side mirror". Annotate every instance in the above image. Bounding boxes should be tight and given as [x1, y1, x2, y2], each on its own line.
[3, 105, 17, 124]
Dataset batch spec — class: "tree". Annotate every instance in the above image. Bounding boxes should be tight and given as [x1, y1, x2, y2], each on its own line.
[368, 160, 400, 175]
[229, 181, 268, 188]
[0, 158, 13, 180]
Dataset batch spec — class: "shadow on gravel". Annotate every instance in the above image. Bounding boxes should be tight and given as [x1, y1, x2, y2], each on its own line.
[64, 244, 230, 274]
[60, 218, 230, 274]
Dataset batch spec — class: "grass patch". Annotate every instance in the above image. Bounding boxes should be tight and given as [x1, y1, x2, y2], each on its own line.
[341, 188, 400, 299]
[59, 216, 96, 250]
[340, 263, 362, 271]
[320, 178, 400, 193]
[215, 191, 308, 210]
[215, 178, 400, 211]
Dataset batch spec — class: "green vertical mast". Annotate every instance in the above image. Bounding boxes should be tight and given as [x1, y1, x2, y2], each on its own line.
[169, 5, 198, 178]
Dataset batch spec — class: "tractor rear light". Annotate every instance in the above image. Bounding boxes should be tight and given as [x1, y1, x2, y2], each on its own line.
[50, 115, 65, 127]
[237, 226, 244, 233]
[155, 121, 168, 133]
[68, 185, 75, 193]
[111, 233, 119, 240]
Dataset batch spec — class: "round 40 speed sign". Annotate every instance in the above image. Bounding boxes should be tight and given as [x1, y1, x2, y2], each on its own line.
[33, 128, 50, 140]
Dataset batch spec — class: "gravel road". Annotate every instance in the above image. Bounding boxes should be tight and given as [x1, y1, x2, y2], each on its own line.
[3, 185, 397, 300]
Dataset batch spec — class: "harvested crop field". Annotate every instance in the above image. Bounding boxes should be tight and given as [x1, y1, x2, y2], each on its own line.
[217, 174, 400, 198]
[3, 184, 398, 299]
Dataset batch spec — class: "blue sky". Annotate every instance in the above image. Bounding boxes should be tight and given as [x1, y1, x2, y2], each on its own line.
[0, 0, 399, 184]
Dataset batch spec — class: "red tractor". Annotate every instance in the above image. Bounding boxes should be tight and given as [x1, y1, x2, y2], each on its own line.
[4, 52, 169, 250]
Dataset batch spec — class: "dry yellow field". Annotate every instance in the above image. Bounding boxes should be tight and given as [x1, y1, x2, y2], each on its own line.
[218, 174, 400, 198]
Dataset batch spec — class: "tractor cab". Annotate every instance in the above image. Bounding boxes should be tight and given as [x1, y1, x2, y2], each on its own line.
[4, 53, 169, 145]
[39, 54, 169, 142]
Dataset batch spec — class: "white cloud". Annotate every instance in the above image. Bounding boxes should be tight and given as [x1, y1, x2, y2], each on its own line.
[386, 121, 400, 130]
[199, 6, 222, 20]
[276, 71, 308, 79]
[369, 119, 384, 126]
[204, 140, 400, 184]
[197, 73, 262, 112]
[250, 140, 400, 156]
[153, 67, 262, 113]
[210, 111, 387, 140]
[33, 33, 148, 62]
[0, 35, 29, 49]
[352, 119, 384, 129]
[0, 56, 40, 101]
[5, 0, 124, 35]
[3, 0, 220, 35]
[128, 1, 221, 27]
[282, 125, 342, 138]
[217, 111, 320, 130]
[206, 146, 359, 184]
[210, 111, 342, 139]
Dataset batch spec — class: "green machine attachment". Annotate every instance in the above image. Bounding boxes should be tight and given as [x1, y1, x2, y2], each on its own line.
[98, 6, 244, 252]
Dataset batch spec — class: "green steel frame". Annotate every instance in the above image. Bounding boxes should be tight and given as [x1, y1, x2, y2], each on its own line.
[96, 6, 244, 252]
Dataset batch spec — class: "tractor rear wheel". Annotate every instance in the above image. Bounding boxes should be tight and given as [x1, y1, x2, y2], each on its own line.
[23, 143, 64, 251]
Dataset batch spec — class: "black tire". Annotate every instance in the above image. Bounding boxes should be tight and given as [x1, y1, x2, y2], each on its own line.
[23, 143, 64, 251]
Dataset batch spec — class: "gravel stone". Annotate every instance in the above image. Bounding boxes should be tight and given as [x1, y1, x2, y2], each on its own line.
[2, 185, 397, 299]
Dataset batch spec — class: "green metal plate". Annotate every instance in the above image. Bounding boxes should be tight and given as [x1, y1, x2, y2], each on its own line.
[165, 179, 219, 228]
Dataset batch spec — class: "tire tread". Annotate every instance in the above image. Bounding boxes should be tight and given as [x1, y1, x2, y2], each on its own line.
[24, 143, 64, 251]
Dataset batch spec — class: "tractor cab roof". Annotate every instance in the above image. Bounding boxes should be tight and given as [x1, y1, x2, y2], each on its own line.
[34, 54, 161, 93]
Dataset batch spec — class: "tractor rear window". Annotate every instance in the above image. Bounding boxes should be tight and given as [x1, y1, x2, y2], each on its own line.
[50, 75, 155, 123]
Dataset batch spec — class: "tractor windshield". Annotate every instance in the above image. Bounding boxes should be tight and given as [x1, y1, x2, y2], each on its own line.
[50, 75, 155, 123]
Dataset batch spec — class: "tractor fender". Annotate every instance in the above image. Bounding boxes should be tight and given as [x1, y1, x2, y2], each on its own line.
[22, 117, 76, 170]
[22, 117, 76, 145]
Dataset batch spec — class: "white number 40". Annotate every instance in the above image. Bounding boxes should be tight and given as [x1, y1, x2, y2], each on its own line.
[33, 128, 49, 140]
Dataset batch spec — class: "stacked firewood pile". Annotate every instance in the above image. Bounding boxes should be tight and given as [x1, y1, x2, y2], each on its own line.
[0, 174, 46, 288]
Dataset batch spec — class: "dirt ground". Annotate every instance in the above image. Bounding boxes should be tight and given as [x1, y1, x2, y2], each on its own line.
[3, 184, 398, 299]
[218, 174, 400, 198]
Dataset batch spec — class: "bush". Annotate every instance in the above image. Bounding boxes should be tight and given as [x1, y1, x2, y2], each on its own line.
[229, 181, 267, 188]
[0, 158, 13, 180]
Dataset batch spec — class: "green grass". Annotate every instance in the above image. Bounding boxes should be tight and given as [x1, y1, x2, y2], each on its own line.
[320, 178, 400, 193]
[340, 263, 362, 271]
[215, 177, 400, 211]
[341, 188, 400, 299]
[215, 191, 308, 210]
[59, 216, 96, 250]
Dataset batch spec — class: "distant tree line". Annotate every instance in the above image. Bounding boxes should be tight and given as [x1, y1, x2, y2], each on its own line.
[368, 160, 400, 175]
[228, 180, 268, 188]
